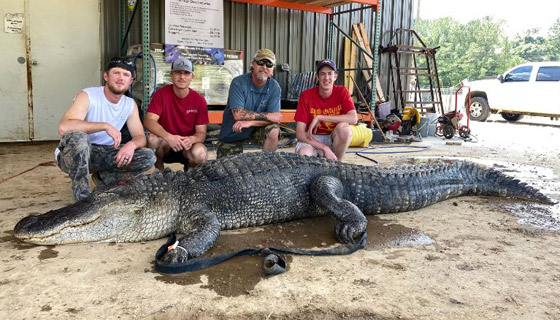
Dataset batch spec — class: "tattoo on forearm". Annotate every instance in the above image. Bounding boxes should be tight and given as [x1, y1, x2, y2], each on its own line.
[254, 114, 267, 121]
[233, 109, 268, 121]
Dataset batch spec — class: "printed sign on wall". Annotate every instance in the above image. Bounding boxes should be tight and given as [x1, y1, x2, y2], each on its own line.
[165, 0, 224, 48]
[4, 13, 24, 34]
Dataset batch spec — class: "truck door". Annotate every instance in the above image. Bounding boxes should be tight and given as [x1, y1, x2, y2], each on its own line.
[492, 65, 533, 112]
[532, 66, 560, 116]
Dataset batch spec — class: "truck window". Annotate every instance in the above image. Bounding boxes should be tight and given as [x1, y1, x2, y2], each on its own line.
[504, 66, 532, 82]
[536, 66, 560, 81]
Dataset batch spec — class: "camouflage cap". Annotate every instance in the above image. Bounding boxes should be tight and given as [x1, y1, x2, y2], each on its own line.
[253, 48, 276, 65]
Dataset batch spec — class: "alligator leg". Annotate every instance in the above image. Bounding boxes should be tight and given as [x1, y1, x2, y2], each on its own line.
[311, 176, 367, 244]
[160, 204, 221, 264]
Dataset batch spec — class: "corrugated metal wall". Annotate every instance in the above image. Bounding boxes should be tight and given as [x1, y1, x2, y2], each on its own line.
[102, 0, 415, 104]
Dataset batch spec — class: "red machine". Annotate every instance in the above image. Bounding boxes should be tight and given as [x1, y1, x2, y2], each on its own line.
[437, 86, 471, 139]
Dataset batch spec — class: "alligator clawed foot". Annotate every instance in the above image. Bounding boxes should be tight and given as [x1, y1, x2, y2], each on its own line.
[335, 221, 366, 244]
[161, 246, 189, 264]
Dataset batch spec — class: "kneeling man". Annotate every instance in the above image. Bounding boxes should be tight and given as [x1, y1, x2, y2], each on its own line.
[294, 59, 358, 161]
[144, 57, 209, 172]
[57, 57, 156, 201]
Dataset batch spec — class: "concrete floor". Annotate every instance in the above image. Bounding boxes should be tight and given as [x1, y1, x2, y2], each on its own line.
[1, 118, 559, 319]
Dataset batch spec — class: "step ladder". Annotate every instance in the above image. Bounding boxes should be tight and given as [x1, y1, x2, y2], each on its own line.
[381, 29, 444, 115]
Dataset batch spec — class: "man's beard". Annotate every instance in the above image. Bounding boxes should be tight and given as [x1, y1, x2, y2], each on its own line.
[107, 82, 128, 95]
[256, 72, 268, 82]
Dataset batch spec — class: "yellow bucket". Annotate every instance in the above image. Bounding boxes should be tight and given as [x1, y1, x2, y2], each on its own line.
[350, 124, 373, 147]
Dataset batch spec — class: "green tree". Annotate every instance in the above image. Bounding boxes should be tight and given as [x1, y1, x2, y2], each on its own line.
[415, 16, 506, 86]
[509, 28, 548, 62]
[415, 16, 560, 88]
[545, 18, 560, 60]
[498, 37, 526, 72]
[414, 17, 462, 87]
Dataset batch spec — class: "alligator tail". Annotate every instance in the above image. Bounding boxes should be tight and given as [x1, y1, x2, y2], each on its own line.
[466, 163, 555, 205]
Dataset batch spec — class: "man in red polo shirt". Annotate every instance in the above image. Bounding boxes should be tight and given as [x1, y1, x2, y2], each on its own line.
[294, 59, 358, 161]
[144, 57, 209, 171]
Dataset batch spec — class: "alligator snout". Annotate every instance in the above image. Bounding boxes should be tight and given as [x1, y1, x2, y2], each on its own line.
[13, 214, 40, 239]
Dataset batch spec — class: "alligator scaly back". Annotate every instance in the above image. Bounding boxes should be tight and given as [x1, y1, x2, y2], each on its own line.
[357, 160, 555, 215]
[182, 153, 554, 214]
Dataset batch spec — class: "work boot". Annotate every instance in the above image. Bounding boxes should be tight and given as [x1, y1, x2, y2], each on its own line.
[216, 141, 243, 159]
[91, 172, 104, 190]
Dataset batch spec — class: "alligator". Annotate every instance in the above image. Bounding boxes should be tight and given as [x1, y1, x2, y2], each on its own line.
[14, 152, 554, 265]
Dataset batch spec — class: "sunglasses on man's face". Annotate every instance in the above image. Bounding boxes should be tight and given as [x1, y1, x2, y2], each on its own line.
[255, 59, 274, 68]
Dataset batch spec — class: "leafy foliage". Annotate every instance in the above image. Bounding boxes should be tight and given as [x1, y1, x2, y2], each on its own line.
[546, 18, 560, 61]
[510, 28, 548, 62]
[414, 16, 560, 87]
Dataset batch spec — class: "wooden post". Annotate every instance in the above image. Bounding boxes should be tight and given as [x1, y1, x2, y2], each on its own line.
[350, 76, 386, 141]
[352, 23, 386, 103]
[343, 37, 356, 96]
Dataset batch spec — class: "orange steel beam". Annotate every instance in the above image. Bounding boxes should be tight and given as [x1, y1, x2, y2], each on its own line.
[208, 111, 224, 124]
[209, 109, 373, 128]
[229, 0, 333, 14]
[209, 110, 298, 124]
[343, 0, 378, 7]
[229, 0, 378, 13]
[357, 111, 373, 128]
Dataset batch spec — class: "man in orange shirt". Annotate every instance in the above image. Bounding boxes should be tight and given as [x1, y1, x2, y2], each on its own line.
[294, 59, 357, 161]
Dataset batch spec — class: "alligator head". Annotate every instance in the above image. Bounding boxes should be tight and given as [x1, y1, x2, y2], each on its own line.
[14, 173, 175, 245]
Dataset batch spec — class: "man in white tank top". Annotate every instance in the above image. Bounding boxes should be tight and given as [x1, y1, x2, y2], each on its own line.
[55, 57, 156, 201]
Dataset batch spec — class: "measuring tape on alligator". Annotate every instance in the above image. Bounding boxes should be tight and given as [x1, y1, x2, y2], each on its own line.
[154, 233, 367, 276]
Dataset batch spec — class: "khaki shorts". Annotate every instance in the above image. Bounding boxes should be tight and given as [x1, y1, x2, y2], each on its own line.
[217, 124, 279, 159]
[295, 134, 333, 157]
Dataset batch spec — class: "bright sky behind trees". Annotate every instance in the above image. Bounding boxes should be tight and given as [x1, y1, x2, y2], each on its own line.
[417, 0, 560, 37]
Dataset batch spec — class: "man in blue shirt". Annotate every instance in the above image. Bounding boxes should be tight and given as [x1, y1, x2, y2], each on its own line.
[217, 48, 282, 158]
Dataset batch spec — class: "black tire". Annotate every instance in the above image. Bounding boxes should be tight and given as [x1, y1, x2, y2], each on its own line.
[501, 112, 524, 122]
[469, 97, 490, 122]
[443, 125, 455, 139]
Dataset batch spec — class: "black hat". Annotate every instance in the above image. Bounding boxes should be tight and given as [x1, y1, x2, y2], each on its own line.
[315, 59, 337, 72]
[106, 57, 134, 75]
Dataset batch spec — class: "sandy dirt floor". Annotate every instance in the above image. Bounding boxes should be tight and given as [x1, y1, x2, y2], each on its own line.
[1, 117, 559, 319]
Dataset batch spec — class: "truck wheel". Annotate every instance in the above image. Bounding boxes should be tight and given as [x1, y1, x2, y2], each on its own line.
[469, 97, 490, 122]
[501, 112, 524, 122]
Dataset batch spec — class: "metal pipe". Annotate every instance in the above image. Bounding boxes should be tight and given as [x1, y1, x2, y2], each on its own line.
[327, 15, 334, 60]
[119, 0, 140, 50]
[142, 0, 150, 113]
[119, 0, 126, 56]
[332, 5, 375, 16]
[330, 22, 374, 60]
[371, 0, 383, 113]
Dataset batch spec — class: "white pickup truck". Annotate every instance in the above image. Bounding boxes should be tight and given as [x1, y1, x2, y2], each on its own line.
[462, 62, 560, 122]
